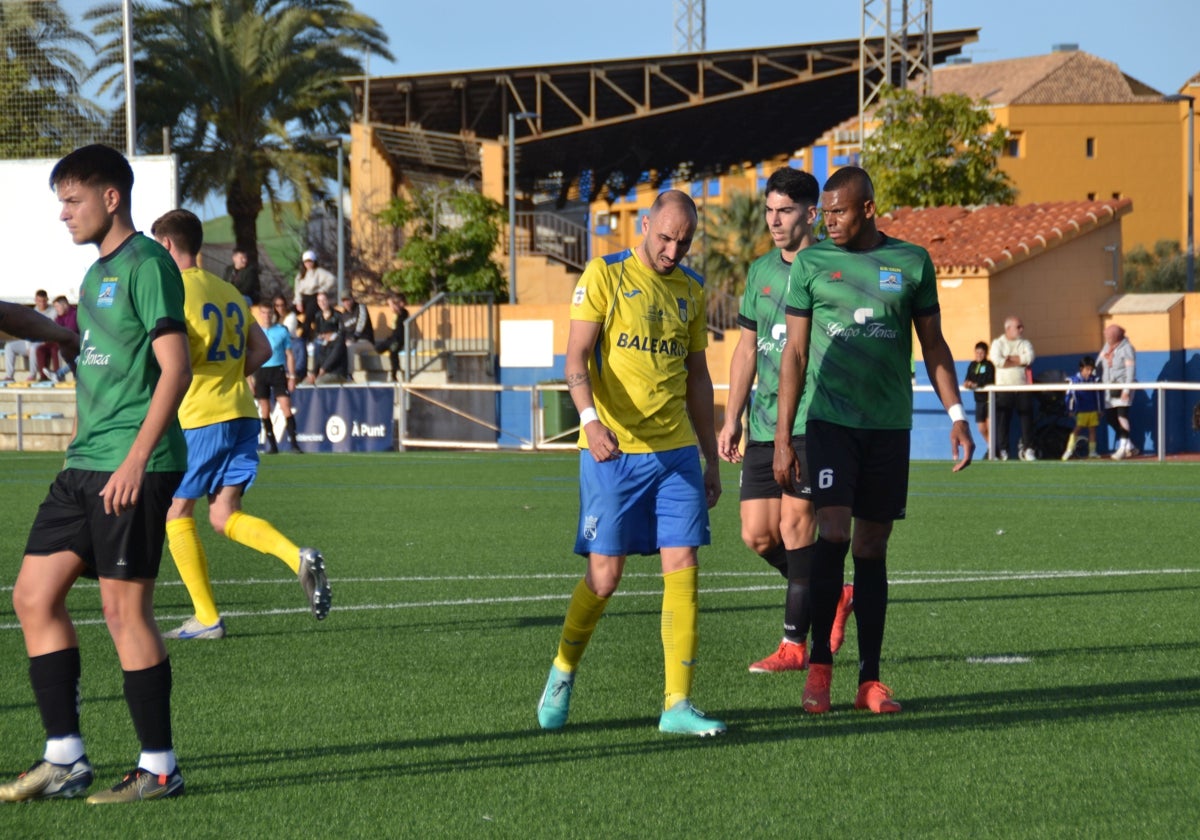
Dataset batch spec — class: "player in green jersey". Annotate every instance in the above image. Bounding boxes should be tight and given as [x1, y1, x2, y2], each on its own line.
[773, 167, 974, 715]
[0, 145, 193, 804]
[717, 167, 854, 673]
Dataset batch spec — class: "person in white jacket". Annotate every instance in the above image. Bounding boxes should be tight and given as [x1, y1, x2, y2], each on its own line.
[1097, 324, 1138, 459]
[989, 316, 1036, 460]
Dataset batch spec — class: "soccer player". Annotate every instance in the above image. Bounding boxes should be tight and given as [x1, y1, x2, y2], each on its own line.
[150, 210, 330, 642]
[773, 166, 974, 715]
[0, 145, 192, 804]
[252, 299, 302, 454]
[717, 167, 854, 673]
[536, 190, 725, 737]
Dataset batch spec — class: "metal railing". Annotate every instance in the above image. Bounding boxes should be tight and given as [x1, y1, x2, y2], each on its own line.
[510, 212, 620, 272]
[402, 291, 496, 381]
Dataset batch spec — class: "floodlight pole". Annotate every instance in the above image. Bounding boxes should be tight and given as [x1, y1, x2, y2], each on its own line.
[508, 112, 539, 305]
[122, 0, 136, 156]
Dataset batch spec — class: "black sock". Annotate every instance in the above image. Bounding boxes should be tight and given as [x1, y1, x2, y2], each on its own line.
[852, 554, 888, 684]
[261, 418, 277, 449]
[808, 537, 850, 664]
[30, 648, 82, 739]
[760, 543, 789, 578]
[123, 658, 173, 753]
[782, 545, 815, 642]
[286, 415, 299, 445]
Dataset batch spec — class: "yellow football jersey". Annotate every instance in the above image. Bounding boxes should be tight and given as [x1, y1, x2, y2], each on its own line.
[570, 248, 707, 453]
[177, 266, 258, 429]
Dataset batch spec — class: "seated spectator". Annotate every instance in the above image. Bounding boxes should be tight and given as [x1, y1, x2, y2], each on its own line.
[38, 295, 80, 381]
[275, 295, 308, 381]
[3, 289, 55, 381]
[306, 291, 348, 383]
[224, 248, 261, 304]
[340, 293, 375, 374]
[373, 293, 409, 382]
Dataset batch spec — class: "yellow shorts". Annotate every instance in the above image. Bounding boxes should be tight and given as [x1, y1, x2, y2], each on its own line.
[1073, 411, 1100, 429]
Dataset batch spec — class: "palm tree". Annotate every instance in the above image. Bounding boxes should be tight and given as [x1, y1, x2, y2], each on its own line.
[0, 0, 104, 158]
[87, 0, 391, 272]
[694, 188, 769, 330]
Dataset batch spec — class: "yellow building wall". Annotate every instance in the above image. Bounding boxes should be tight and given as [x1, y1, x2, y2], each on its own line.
[999, 101, 1189, 253]
[350, 123, 400, 282]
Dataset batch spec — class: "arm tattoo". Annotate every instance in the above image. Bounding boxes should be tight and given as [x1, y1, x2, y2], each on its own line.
[566, 372, 590, 390]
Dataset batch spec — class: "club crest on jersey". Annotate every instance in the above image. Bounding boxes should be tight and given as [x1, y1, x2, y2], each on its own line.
[583, 515, 599, 541]
[879, 268, 903, 293]
[676, 298, 688, 321]
[97, 280, 118, 308]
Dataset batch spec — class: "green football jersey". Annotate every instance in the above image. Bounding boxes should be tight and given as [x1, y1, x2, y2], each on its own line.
[68, 233, 188, 472]
[785, 235, 939, 430]
[738, 248, 804, 442]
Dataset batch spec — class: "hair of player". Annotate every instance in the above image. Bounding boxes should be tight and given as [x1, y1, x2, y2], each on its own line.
[765, 167, 819, 206]
[823, 165, 875, 201]
[49, 144, 134, 205]
[150, 208, 204, 256]
[975, 341, 988, 352]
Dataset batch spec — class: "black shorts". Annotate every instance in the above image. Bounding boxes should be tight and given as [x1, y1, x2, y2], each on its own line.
[24, 469, 182, 580]
[254, 365, 290, 400]
[805, 419, 909, 522]
[739, 440, 811, 501]
[974, 398, 989, 423]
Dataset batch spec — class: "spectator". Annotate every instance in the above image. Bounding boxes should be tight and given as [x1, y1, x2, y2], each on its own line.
[373, 293, 409, 381]
[962, 341, 996, 459]
[339, 293, 374, 376]
[1097, 324, 1138, 459]
[3, 289, 54, 381]
[293, 250, 335, 333]
[223, 248, 260, 304]
[989, 315, 1036, 461]
[305, 291, 348, 384]
[1062, 355, 1102, 460]
[275, 295, 308, 381]
[38, 295, 80, 382]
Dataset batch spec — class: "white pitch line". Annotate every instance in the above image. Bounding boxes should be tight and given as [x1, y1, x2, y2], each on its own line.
[0, 567, 1194, 632]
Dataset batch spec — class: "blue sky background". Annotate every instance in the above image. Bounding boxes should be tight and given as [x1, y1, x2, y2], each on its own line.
[354, 0, 1196, 95]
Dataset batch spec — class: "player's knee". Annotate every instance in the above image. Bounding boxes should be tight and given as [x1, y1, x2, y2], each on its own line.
[741, 529, 775, 556]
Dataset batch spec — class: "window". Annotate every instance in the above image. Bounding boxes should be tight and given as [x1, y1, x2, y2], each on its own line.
[1006, 133, 1022, 158]
[1087, 192, 1096, 201]
[1086, 137, 1096, 158]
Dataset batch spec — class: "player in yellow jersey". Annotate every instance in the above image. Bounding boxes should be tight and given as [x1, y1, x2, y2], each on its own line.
[537, 190, 725, 736]
[150, 210, 331, 640]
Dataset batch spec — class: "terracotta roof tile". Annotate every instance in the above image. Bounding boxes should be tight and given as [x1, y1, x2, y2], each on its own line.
[876, 200, 1133, 273]
[927, 51, 1161, 104]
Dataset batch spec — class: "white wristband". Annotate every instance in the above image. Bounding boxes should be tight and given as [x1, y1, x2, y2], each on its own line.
[948, 403, 966, 423]
[579, 407, 599, 425]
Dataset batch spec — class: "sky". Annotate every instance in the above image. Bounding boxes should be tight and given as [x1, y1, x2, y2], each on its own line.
[350, 0, 1197, 96]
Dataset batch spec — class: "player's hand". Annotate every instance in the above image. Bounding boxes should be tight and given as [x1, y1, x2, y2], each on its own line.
[583, 420, 622, 462]
[703, 460, 722, 508]
[717, 420, 743, 463]
[772, 439, 798, 491]
[950, 420, 976, 472]
[100, 459, 146, 516]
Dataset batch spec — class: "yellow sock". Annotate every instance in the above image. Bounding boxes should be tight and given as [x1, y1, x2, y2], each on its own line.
[224, 510, 301, 573]
[166, 517, 219, 626]
[661, 565, 698, 711]
[552, 578, 609, 673]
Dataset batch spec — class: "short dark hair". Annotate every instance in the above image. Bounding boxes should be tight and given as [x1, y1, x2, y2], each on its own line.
[150, 208, 204, 256]
[49, 145, 134, 205]
[1079, 355, 1096, 368]
[53, 295, 70, 306]
[975, 341, 988, 352]
[765, 167, 819, 206]
[823, 165, 874, 200]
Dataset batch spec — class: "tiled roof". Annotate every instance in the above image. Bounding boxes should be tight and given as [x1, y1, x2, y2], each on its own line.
[876, 200, 1133, 273]
[928, 51, 1161, 105]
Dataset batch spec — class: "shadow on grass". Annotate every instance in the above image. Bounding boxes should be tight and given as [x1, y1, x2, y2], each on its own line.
[178, 675, 1200, 795]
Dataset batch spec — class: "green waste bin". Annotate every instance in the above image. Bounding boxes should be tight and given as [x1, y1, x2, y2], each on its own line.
[540, 381, 579, 439]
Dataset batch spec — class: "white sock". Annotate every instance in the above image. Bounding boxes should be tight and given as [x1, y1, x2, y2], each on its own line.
[138, 750, 177, 775]
[43, 736, 85, 765]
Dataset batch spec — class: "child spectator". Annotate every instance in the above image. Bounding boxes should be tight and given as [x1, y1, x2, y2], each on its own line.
[962, 341, 996, 458]
[1062, 355, 1102, 460]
